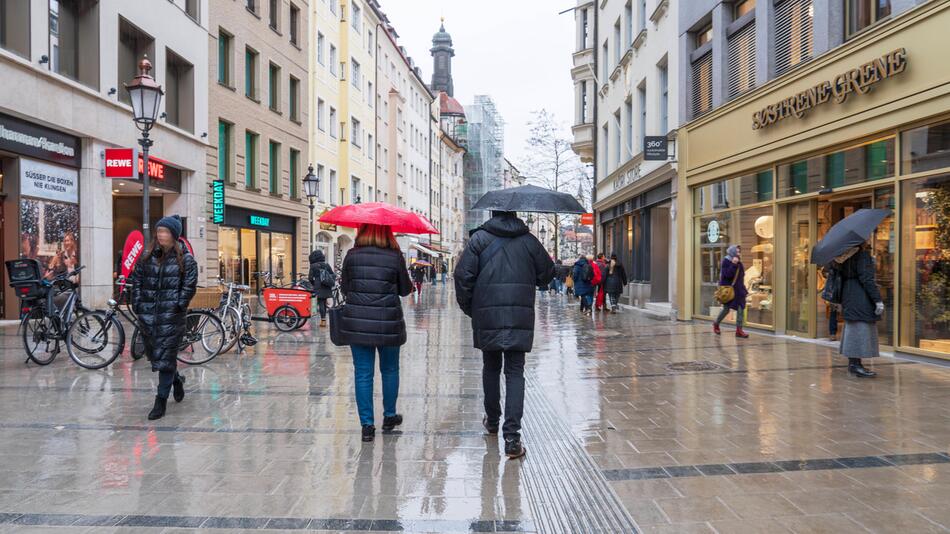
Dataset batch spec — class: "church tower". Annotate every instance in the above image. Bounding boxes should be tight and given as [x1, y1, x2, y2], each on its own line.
[430, 18, 454, 96]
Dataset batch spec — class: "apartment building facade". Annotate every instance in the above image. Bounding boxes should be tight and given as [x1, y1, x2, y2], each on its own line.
[676, 0, 950, 360]
[0, 0, 209, 318]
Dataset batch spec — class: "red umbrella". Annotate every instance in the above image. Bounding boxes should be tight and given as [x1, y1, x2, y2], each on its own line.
[318, 202, 439, 234]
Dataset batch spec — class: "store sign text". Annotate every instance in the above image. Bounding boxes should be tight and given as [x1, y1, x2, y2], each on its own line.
[104, 148, 137, 178]
[211, 180, 225, 224]
[249, 215, 270, 227]
[612, 163, 641, 192]
[20, 158, 79, 204]
[752, 48, 907, 130]
[139, 156, 167, 181]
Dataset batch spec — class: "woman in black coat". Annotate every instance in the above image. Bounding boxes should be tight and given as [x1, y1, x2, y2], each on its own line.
[836, 242, 884, 377]
[128, 215, 198, 420]
[340, 224, 413, 442]
[604, 253, 628, 313]
[307, 249, 335, 327]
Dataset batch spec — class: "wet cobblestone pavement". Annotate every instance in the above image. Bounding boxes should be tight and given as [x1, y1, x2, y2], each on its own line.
[1, 287, 950, 533]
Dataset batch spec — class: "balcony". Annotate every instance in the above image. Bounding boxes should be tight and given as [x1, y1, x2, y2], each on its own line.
[571, 123, 594, 163]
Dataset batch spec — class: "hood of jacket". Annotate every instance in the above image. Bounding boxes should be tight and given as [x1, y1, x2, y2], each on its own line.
[575, 257, 589, 267]
[475, 213, 529, 238]
[309, 249, 326, 264]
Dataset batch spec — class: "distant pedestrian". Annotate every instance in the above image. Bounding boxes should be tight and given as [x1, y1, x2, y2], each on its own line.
[341, 224, 413, 441]
[128, 215, 198, 421]
[455, 211, 554, 459]
[551, 260, 568, 294]
[440, 259, 448, 284]
[307, 249, 335, 327]
[604, 253, 628, 313]
[594, 253, 608, 312]
[410, 262, 426, 294]
[836, 242, 883, 378]
[713, 244, 749, 338]
[572, 255, 596, 314]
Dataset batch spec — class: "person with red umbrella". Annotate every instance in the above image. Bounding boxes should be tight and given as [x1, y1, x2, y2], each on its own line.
[320, 203, 435, 442]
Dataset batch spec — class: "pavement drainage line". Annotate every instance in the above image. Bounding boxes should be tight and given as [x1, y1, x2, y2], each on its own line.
[522, 375, 639, 534]
[0, 384, 477, 399]
[0, 513, 534, 532]
[580, 360, 917, 381]
[601, 451, 950, 482]
[0, 421, 487, 437]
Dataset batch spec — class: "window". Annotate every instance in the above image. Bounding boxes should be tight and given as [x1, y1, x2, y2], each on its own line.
[580, 7, 590, 50]
[185, 0, 198, 20]
[658, 62, 669, 133]
[638, 0, 646, 32]
[268, 141, 281, 195]
[734, 0, 755, 18]
[330, 169, 338, 205]
[902, 118, 950, 174]
[624, 2, 633, 46]
[775, 0, 813, 75]
[269, 0, 279, 30]
[691, 52, 713, 117]
[165, 48, 195, 132]
[777, 138, 895, 197]
[329, 107, 337, 138]
[638, 86, 646, 155]
[613, 19, 621, 65]
[351, 176, 361, 203]
[317, 98, 326, 131]
[217, 30, 233, 86]
[351, 118, 361, 148]
[351, 58, 361, 88]
[316, 164, 326, 202]
[602, 40, 609, 80]
[245, 131, 259, 188]
[727, 20, 756, 98]
[118, 17, 154, 105]
[218, 120, 232, 182]
[289, 3, 299, 45]
[289, 148, 299, 199]
[624, 98, 633, 158]
[367, 29, 373, 55]
[368, 134, 374, 159]
[246, 0, 256, 14]
[613, 110, 621, 168]
[329, 0, 336, 15]
[289, 75, 299, 121]
[0, 0, 30, 58]
[847, 0, 890, 38]
[367, 81, 373, 106]
[245, 47, 259, 99]
[50, 0, 100, 88]
[268, 63, 281, 112]
[351, 1, 361, 32]
[693, 170, 774, 213]
[695, 22, 713, 47]
[329, 44, 337, 76]
[580, 81, 589, 123]
[317, 33, 325, 65]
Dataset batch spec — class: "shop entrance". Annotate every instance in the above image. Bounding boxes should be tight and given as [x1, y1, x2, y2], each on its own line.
[785, 186, 894, 343]
[219, 227, 295, 293]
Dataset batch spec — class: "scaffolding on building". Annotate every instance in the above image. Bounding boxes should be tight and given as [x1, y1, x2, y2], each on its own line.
[463, 95, 505, 234]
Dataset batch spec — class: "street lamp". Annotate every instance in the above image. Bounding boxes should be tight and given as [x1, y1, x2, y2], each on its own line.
[302, 164, 319, 253]
[539, 226, 547, 250]
[125, 55, 163, 244]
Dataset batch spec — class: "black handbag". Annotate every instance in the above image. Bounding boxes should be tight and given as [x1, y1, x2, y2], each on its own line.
[328, 296, 349, 346]
[821, 265, 843, 305]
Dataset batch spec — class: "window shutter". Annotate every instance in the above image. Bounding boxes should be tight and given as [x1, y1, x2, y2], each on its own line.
[727, 22, 756, 99]
[691, 51, 713, 118]
[775, 0, 813, 76]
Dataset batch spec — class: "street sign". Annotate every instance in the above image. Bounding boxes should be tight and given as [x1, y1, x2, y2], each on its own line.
[580, 213, 594, 225]
[644, 136, 668, 161]
[211, 180, 225, 224]
[104, 148, 138, 178]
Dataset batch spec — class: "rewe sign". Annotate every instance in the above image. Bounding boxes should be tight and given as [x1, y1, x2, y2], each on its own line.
[104, 148, 138, 178]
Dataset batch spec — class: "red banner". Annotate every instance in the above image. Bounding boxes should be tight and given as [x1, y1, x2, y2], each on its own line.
[580, 213, 594, 225]
[121, 230, 145, 280]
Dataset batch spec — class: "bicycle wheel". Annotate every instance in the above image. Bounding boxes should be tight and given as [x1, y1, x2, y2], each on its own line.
[66, 311, 122, 370]
[177, 310, 225, 365]
[218, 305, 242, 353]
[273, 305, 300, 332]
[22, 307, 60, 365]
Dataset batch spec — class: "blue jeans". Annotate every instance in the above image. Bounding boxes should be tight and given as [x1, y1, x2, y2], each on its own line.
[350, 345, 400, 427]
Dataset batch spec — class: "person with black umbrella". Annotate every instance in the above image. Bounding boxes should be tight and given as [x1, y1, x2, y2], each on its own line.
[834, 242, 883, 377]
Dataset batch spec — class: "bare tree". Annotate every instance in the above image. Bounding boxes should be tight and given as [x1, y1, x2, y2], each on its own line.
[519, 109, 591, 260]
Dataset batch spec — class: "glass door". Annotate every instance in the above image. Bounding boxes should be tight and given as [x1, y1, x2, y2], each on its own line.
[873, 187, 895, 346]
[270, 232, 292, 284]
[219, 227, 241, 284]
[240, 228, 258, 289]
[259, 232, 272, 285]
[787, 201, 812, 335]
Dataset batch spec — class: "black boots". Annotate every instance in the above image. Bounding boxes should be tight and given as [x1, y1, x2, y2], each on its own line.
[504, 437, 526, 459]
[147, 396, 167, 420]
[361, 425, 376, 442]
[382, 414, 403, 432]
[173, 374, 186, 403]
[483, 415, 499, 435]
[848, 358, 877, 378]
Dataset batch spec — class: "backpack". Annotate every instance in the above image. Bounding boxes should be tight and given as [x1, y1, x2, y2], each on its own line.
[820, 265, 842, 304]
[319, 265, 335, 288]
[590, 262, 602, 286]
[581, 263, 594, 283]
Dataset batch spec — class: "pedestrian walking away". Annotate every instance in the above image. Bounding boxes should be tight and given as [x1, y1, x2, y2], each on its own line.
[835, 242, 884, 377]
[594, 253, 608, 311]
[713, 244, 750, 338]
[340, 224, 413, 441]
[410, 262, 426, 295]
[128, 215, 198, 420]
[572, 255, 596, 314]
[307, 249, 335, 327]
[455, 211, 555, 459]
[605, 253, 628, 313]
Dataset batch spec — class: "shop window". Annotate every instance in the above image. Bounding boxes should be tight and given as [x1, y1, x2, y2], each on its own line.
[245, 47, 259, 100]
[50, 0, 99, 89]
[901, 118, 950, 174]
[1, 0, 31, 58]
[289, 148, 299, 199]
[846, 0, 890, 38]
[900, 174, 950, 355]
[289, 3, 299, 46]
[289, 76, 300, 122]
[778, 138, 894, 197]
[268, 140, 281, 195]
[20, 198, 80, 277]
[693, 170, 773, 214]
[775, 0, 813, 76]
[268, 62, 281, 112]
[245, 131, 258, 188]
[218, 120, 232, 183]
[217, 30, 233, 86]
[165, 48, 194, 133]
[118, 17, 154, 106]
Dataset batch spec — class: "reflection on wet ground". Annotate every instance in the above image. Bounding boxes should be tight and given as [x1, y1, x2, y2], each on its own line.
[0, 286, 949, 533]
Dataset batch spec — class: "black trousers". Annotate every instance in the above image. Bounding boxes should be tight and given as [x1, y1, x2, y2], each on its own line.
[316, 297, 328, 319]
[482, 350, 526, 440]
[156, 370, 180, 400]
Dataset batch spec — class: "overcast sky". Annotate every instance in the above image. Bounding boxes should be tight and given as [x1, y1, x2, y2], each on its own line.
[378, 0, 577, 170]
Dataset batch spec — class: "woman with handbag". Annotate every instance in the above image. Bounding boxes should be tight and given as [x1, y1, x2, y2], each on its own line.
[340, 223, 413, 442]
[713, 244, 749, 338]
[836, 242, 883, 378]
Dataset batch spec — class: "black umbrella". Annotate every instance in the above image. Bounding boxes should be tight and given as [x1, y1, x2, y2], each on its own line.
[472, 184, 586, 214]
[810, 208, 890, 266]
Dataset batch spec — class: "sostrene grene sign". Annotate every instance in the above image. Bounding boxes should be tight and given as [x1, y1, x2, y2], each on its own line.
[752, 48, 907, 130]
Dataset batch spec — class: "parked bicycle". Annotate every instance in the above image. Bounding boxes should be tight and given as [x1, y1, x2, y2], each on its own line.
[215, 281, 256, 353]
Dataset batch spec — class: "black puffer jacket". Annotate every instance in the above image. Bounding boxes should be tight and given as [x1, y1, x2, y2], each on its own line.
[340, 246, 413, 346]
[839, 248, 883, 322]
[604, 263, 628, 294]
[454, 214, 555, 352]
[129, 245, 198, 372]
[307, 250, 335, 299]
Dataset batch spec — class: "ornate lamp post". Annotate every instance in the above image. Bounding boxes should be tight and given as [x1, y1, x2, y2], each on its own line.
[125, 56, 163, 244]
[302, 164, 319, 253]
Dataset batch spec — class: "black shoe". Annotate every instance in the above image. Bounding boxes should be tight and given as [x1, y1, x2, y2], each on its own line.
[483, 415, 499, 435]
[504, 437, 526, 459]
[361, 425, 376, 442]
[173, 374, 185, 403]
[147, 396, 167, 420]
[382, 415, 403, 432]
[848, 363, 877, 378]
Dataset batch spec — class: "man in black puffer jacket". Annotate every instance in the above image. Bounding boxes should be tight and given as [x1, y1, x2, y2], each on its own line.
[307, 249, 335, 327]
[455, 211, 555, 459]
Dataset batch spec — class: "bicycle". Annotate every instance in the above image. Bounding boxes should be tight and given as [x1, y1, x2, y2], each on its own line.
[215, 281, 256, 353]
[17, 265, 96, 367]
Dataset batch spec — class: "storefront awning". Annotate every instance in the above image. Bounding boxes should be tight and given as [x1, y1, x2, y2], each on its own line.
[411, 243, 443, 257]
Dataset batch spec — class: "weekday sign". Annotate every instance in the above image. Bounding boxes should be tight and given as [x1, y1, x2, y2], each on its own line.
[211, 180, 225, 224]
